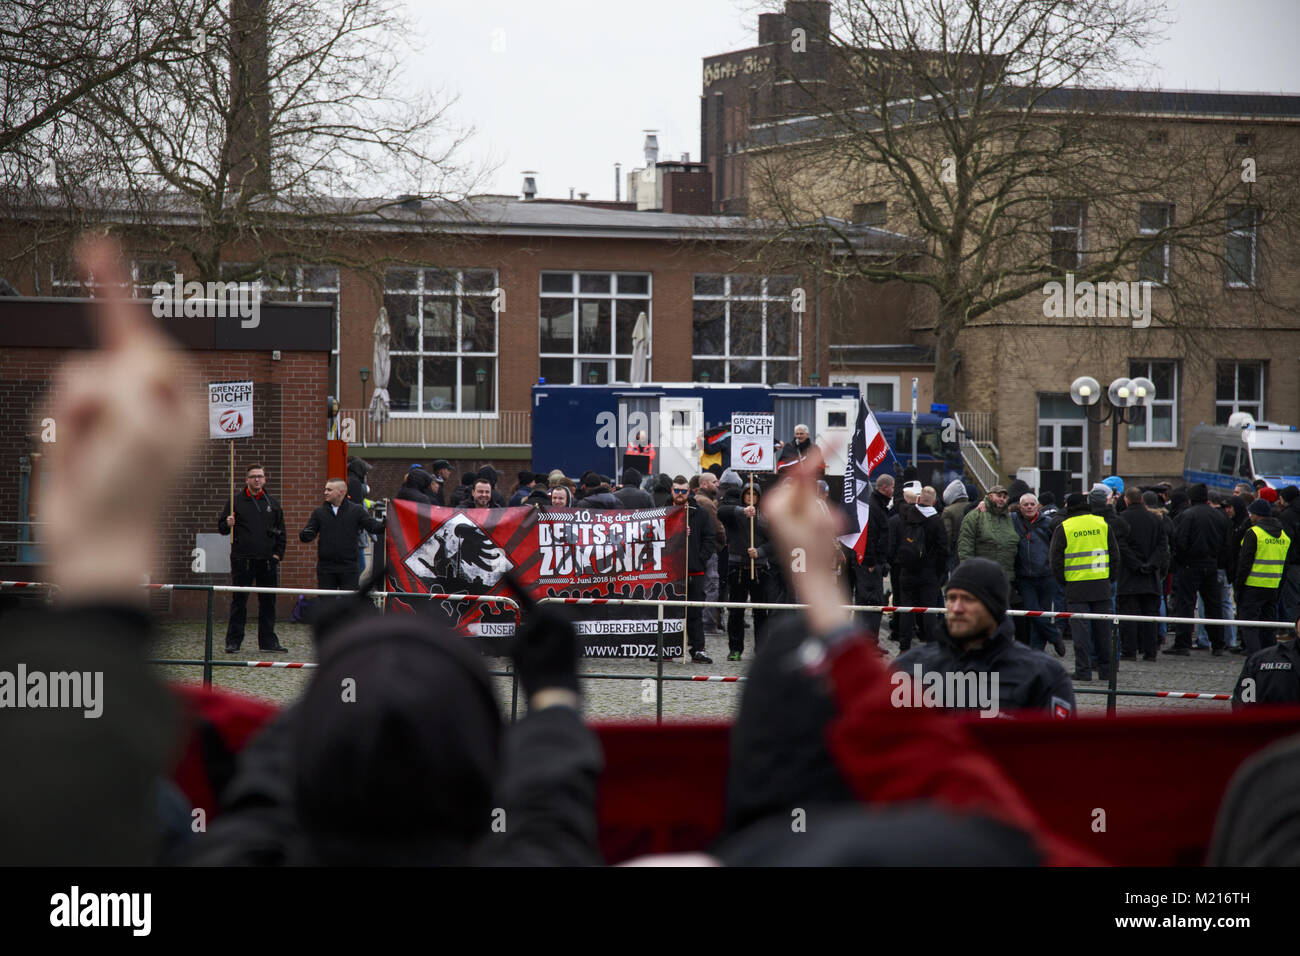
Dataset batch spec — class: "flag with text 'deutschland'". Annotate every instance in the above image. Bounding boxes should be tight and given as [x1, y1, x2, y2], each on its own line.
[837, 396, 888, 560]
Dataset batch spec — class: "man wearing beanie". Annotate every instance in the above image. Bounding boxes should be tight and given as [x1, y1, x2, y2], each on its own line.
[1051, 491, 1120, 681]
[614, 468, 654, 508]
[1280, 486, 1300, 621]
[1233, 498, 1293, 654]
[893, 557, 1075, 715]
[1167, 483, 1231, 656]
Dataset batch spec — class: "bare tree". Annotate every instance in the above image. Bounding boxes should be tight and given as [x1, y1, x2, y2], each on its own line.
[3, 0, 486, 289]
[742, 0, 1300, 402]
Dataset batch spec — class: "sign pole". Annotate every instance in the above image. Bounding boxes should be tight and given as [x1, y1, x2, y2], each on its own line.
[683, 506, 690, 663]
[229, 440, 235, 553]
[749, 473, 755, 578]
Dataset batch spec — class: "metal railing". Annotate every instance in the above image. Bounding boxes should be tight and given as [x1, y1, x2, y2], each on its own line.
[2, 581, 1261, 722]
[335, 408, 531, 447]
[0, 520, 46, 563]
[953, 410, 993, 445]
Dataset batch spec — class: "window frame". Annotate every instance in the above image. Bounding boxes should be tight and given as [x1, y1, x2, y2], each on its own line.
[1137, 202, 1173, 286]
[537, 270, 652, 385]
[1214, 361, 1265, 425]
[1225, 205, 1259, 289]
[691, 273, 801, 385]
[1126, 359, 1178, 448]
[1050, 199, 1086, 274]
[383, 267, 499, 418]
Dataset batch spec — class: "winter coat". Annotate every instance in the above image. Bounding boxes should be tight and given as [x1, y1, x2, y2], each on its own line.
[719, 498, 774, 567]
[299, 499, 383, 571]
[1173, 502, 1231, 569]
[1233, 516, 1291, 593]
[957, 497, 1020, 580]
[893, 617, 1076, 716]
[217, 487, 286, 561]
[1281, 498, 1300, 564]
[613, 485, 655, 509]
[942, 499, 972, 559]
[684, 494, 716, 574]
[1116, 504, 1169, 596]
[889, 503, 948, 583]
[1232, 640, 1300, 710]
[1012, 511, 1054, 579]
[1049, 500, 1120, 603]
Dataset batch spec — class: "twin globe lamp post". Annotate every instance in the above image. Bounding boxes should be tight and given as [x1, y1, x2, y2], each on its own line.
[1069, 374, 1157, 481]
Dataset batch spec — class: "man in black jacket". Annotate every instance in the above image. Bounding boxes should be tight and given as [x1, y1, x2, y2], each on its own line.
[300, 478, 384, 592]
[718, 482, 775, 660]
[1117, 487, 1169, 661]
[893, 558, 1075, 716]
[1050, 492, 1121, 682]
[1167, 482, 1230, 655]
[1234, 498, 1293, 654]
[613, 468, 654, 508]
[890, 497, 949, 652]
[218, 463, 287, 653]
[674, 476, 716, 663]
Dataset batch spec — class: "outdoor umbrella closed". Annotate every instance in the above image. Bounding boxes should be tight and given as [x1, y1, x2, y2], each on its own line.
[630, 311, 650, 383]
[368, 307, 392, 439]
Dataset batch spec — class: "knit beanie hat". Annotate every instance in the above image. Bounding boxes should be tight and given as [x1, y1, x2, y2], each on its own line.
[1088, 483, 1110, 507]
[1259, 486, 1279, 504]
[944, 557, 1010, 624]
[1189, 483, 1209, 504]
[1282, 486, 1300, 504]
[1248, 498, 1273, 517]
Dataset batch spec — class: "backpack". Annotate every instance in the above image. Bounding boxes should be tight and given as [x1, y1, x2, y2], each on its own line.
[896, 521, 927, 572]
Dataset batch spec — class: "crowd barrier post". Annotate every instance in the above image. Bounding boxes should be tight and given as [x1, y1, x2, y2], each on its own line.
[656, 602, 665, 725]
[203, 586, 215, 688]
[510, 666, 519, 723]
[1108, 619, 1120, 716]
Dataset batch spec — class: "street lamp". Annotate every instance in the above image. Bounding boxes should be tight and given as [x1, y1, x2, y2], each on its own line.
[476, 366, 487, 449]
[1069, 374, 1156, 480]
[587, 367, 599, 384]
[359, 366, 370, 409]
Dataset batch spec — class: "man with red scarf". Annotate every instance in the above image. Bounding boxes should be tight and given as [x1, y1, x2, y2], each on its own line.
[218, 463, 287, 653]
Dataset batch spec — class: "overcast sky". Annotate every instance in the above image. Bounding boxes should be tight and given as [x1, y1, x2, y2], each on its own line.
[403, 0, 1300, 201]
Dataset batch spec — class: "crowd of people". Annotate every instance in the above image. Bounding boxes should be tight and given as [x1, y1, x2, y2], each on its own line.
[7, 238, 1300, 869]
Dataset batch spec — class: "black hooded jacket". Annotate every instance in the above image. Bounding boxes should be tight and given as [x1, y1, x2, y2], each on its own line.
[1233, 516, 1291, 593]
[889, 502, 948, 584]
[395, 469, 434, 505]
[1173, 498, 1231, 569]
[346, 458, 371, 506]
[184, 612, 603, 866]
[1282, 497, 1300, 564]
[893, 618, 1076, 716]
[866, 489, 893, 569]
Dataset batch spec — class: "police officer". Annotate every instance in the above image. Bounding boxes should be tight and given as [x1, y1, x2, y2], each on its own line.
[1232, 614, 1300, 709]
[1050, 492, 1120, 682]
[1234, 498, 1293, 654]
[217, 462, 287, 653]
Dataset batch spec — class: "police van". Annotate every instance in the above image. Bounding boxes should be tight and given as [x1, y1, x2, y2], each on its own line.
[1183, 414, 1300, 491]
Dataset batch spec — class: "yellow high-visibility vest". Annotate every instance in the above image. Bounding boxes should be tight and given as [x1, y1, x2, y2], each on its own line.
[1062, 514, 1109, 582]
[1244, 525, 1291, 589]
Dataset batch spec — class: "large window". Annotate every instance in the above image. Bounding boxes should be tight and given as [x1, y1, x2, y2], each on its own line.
[1138, 203, 1173, 285]
[1215, 361, 1264, 425]
[50, 258, 175, 297]
[538, 272, 650, 384]
[1225, 205, 1259, 288]
[384, 268, 497, 414]
[223, 263, 342, 399]
[1127, 359, 1177, 446]
[1050, 200, 1085, 273]
[692, 274, 800, 384]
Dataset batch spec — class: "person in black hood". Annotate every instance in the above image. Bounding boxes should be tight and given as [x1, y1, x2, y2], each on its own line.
[894, 558, 1075, 716]
[1167, 482, 1230, 655]
[614, 468, 654, 508]
[1168, 488, 1189, 521]
[450, 472, 476, 508]
[346, 456, 371, 506]
[1234, 499, 1294, 654]
[577, 472, 620, 509]
[395, 467, 435, 505]
[187, 598, 603, 866]
[889, 496, 948, 652]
